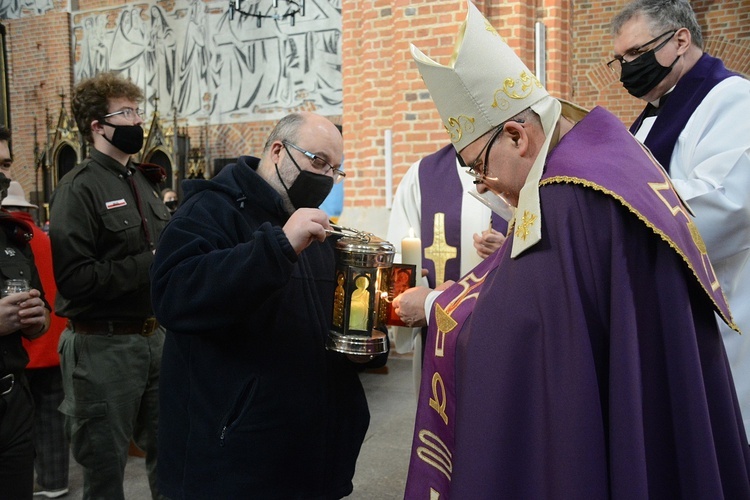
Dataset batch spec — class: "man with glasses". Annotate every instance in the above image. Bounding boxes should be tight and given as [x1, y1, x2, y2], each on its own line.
[49, 72, 170, 499]
[151, 111, 385, 498]
[400, 2, 750, 497]
[612, 0, 750, 440]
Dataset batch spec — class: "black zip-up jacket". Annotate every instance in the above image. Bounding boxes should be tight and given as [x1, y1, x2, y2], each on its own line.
[151, 157, 373, 499]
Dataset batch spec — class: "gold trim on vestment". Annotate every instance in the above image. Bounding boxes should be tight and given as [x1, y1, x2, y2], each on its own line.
[539, 176, 738, 333]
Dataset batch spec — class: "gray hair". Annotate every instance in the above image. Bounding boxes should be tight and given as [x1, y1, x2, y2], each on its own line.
[611, 0, 703, 49]
[263, 113, 306, 153]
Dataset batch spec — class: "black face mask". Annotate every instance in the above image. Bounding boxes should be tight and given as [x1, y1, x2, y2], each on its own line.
[276, 160, 333, 210]
[620, 49, 680, 98]
[165, 200, 178, 212]
[101, 121, 144, 154]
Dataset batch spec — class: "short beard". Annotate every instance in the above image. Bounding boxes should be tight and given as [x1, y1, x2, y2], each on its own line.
[262, 157, 297, 215]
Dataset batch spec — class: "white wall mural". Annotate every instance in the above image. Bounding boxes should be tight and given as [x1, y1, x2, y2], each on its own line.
[73, 0, 342, 124]
[0, 0, 55, 19]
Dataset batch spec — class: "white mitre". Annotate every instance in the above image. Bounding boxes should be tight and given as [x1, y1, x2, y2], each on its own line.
[410, 0, 561, 258]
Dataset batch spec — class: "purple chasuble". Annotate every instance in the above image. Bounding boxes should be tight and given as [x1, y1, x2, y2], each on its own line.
[549, 106, 734, 327]
[630, 53, 737, 172]
[404, 250, 502, 498]
[406, 106, 750, 499]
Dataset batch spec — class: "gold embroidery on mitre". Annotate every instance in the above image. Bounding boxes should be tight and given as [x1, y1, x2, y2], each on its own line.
[515, 210, 537, 241]
[492, 71, 543, 110]
[444, 115, 475, 144]
[484, 20, 499, 36]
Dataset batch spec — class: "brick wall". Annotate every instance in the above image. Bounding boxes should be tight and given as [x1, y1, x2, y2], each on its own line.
[3, 11, 73, 194]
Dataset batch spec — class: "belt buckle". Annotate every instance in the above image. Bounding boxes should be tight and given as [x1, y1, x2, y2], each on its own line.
[1, 373, 14, 396]
[141, 318, 157, 337]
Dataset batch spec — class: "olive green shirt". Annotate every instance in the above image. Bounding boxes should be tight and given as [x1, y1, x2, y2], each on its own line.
[49, 149, 170, 320]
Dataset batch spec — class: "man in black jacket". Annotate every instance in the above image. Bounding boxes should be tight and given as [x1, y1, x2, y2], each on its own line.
[0, 127, 51, 500]
[151, 112, 384, 499]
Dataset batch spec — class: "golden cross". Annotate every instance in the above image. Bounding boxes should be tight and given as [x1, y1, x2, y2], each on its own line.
[424, 213, 457, 286]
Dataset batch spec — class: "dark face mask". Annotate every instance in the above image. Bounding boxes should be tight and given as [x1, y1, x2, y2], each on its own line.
[165, 200, 178, 212]
[620, 49, 680, 98]
[276, 159, 334, 210]
[101, 121, 144, 154]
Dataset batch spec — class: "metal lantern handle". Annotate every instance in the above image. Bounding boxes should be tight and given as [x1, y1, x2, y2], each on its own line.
[325, 224, 372, 242]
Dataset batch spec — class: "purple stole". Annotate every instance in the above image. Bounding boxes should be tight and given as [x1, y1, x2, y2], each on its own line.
[630, 53, 737, 172]
[419, 145, 464, 288]
[405, 106, 736, 499]
[404, 248, 503, 498]
[419, 145, 507, 288]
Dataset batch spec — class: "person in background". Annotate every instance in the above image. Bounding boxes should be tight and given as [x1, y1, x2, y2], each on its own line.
[319, 124, 344, 222]
[0, 126, 52, 500]
[387, 144, 506, 393]
[49, 72, 170, 500]
[400, 3, 750, 497]
[161, 188, 178, 215]
[610, 0, 750, 439]
[3, 181, 69, 499]
[151, 111, 385, 498]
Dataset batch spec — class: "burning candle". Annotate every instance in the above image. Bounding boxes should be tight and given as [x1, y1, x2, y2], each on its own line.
[401, 228, 422, 282]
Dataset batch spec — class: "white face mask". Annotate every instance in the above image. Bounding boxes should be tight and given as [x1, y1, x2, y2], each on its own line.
[469, 189, 515, 222]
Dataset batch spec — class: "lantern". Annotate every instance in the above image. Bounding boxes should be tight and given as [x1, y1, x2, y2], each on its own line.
[328, 226, 395, 356]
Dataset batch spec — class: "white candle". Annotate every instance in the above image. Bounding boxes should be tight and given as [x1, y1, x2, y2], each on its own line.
[401, 228, 422, 282]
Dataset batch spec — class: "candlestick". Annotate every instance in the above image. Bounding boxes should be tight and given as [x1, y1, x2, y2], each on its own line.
[401, 228, 422, 283]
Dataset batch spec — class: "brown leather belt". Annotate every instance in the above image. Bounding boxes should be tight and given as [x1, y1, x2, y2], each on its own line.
[68, 318, 160, 337]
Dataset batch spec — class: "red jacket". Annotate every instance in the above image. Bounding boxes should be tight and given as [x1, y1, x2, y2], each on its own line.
[14, 211, 65, 368]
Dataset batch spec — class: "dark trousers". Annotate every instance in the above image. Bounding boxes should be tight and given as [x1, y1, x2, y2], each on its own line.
[0, 371, 35, 500]
[26, 366, 69, 490]
[59, 327, 166, 500]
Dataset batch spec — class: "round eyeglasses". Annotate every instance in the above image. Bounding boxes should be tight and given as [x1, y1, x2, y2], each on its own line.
[456, 119, 525, 184]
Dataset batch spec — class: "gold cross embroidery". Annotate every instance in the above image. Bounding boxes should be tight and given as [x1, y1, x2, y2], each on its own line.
[424, 213, 458, 286]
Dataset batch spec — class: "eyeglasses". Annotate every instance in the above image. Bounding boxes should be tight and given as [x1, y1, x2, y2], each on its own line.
[283, 141, 346, 183]
[102, 107, 144, 121]
[456, 119, 525, 184]
[607, 29, 677, 75]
